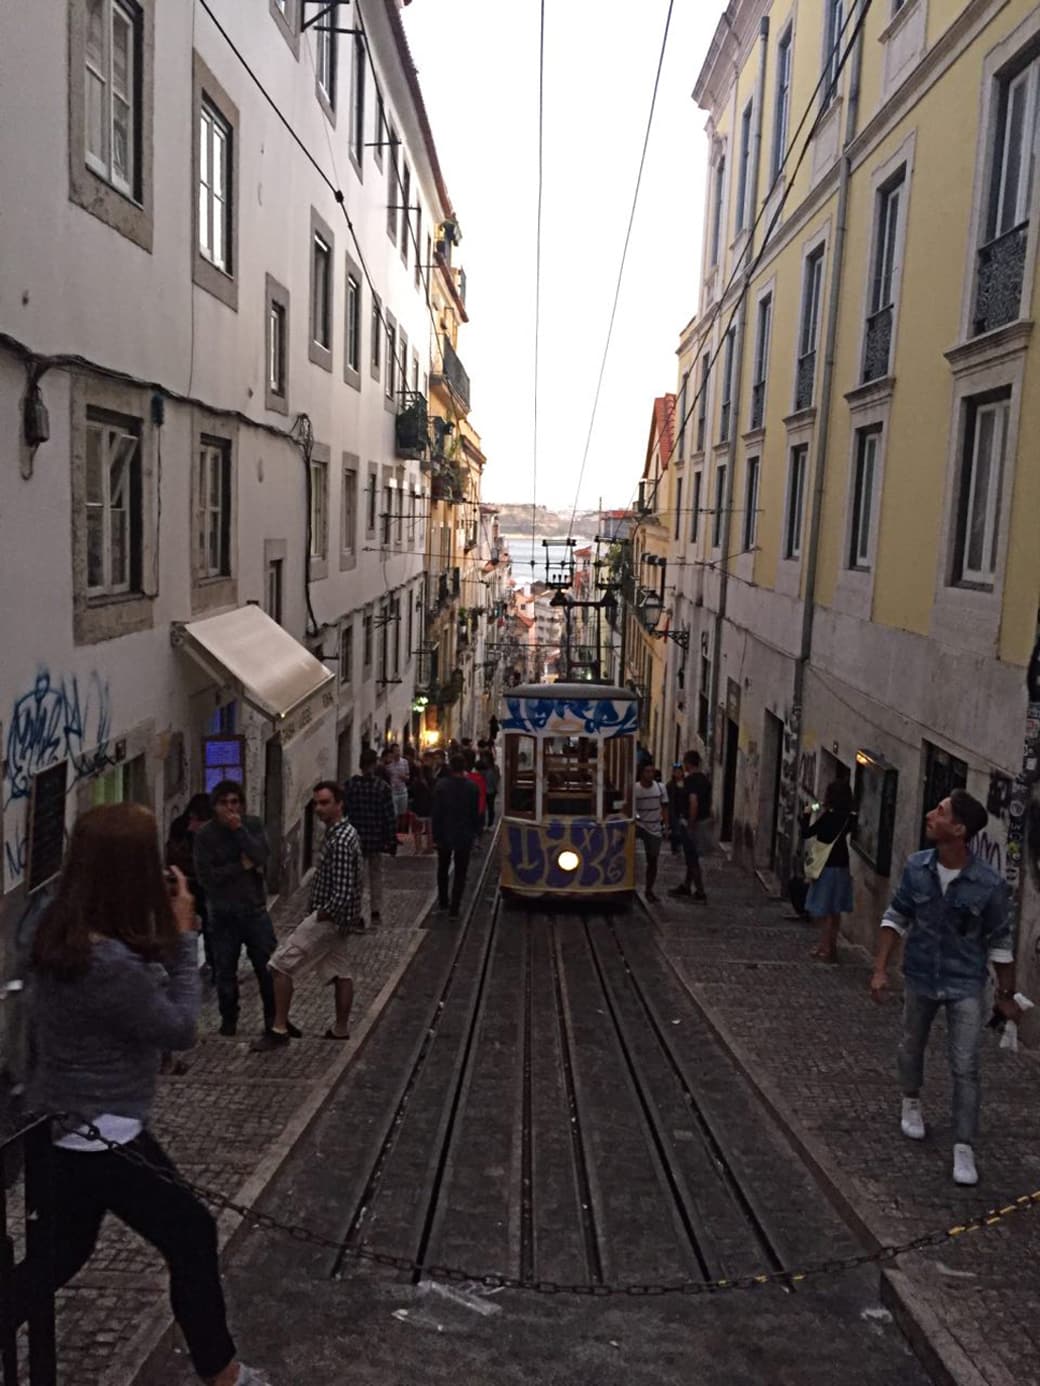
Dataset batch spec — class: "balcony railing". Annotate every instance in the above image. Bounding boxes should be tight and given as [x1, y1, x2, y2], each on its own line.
[438, 335, 471, 410]
[862, 304, 893, 384]
[973, 221, 1028, 336]
[750, 380, 765, 432]
[795, 351, 816, 411]
[395, 392, 429, 460]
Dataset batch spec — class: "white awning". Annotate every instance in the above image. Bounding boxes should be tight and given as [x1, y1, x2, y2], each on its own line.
[175, 606, 335, 735]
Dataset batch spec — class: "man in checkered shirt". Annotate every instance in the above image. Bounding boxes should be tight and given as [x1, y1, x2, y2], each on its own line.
[253, 781, 362, 1050]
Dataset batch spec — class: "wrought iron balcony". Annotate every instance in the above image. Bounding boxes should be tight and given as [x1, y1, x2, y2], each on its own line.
[438, 335, 471, 410]
[750, 380, 765, 432]
[795, 351, 816, 411]
[395, 392, 428, 460]
[862, 304, 893, 384]
[973, 221, 1028, 336]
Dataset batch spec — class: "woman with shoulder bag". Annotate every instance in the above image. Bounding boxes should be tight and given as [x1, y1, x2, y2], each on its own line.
[800, 777, 856, 965]
[21, 803, 270, 1386]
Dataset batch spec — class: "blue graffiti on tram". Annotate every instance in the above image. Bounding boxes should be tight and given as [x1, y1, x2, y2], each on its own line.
[500, 697, 638, 739]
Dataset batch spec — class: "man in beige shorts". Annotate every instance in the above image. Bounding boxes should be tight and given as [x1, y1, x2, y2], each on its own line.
[252, 781, 362, 1051]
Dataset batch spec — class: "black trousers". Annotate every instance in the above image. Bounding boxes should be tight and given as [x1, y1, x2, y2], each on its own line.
[15, 1133, 236, 1379]
[437, 842, 472, 911]
[209, 904, 277, 1027]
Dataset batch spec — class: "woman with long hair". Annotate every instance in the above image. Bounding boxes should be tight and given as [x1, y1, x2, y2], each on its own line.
[22, 803, 269, 1386]
[801, 776, 857, 964]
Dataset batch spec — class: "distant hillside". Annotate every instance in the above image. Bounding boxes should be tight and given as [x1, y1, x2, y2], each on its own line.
[492, 503, 601, 536]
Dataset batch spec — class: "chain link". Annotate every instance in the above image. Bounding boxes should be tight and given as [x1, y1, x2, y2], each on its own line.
[32, 1113, 1040, 1298]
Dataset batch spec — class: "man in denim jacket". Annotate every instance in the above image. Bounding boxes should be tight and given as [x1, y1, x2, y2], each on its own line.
[870, 789, 1020, 1187]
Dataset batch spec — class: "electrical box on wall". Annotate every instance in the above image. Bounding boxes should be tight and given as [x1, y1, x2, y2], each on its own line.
[853, 749, 898, 877]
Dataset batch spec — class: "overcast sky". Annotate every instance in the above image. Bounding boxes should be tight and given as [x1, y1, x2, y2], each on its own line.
[402, 0, 724, 514]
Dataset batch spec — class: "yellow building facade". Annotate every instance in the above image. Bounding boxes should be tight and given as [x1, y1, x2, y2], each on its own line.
[669, 0, 1040, 1003]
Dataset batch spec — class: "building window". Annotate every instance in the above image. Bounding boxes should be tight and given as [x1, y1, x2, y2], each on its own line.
[342, 466, 357, 556]
[751, 293, 772, 430]
[266, 558, 283, 624]
[84, 0, 138, 198]
[198, 101, 231, 272]
[400, 163, 411, 265]
[743, 457, 760, 552]
[695, 353, 709, 451]
[387, 125, 399, 242]
[264, 274, 289, 413]
[796, 247, 825, 410]
[697, 655, 710, 741]
[954, 393, 1010, 586]
[690, 470, 702, 542]
[719, 329, 735, 443]
[350, 33, 366, 172]
[370, 293, 383, 379]
[921, 742, 967, 847]
[973, 58, 1039, 336]
[863, 171, 904, 383]
[85, 408, 140, 596]
[735, 101, 753, 232]
[374, 86, 385, 168]
[710, 154, 726, 265]
[677, 372, 688, 460]
[340, 624, 353, 686]
[822, 0, 844, 108]
[712, 464, 727, 550]
[269, 0, 298, 53]
[382, 478, 394, 546]
[312, 235, 331, 350]
[310, 457, 329, 561]
[345, 264, 362, 384]
[772, 26, 792, 182]
[415, 206, 423, 289]
[366, 468, 377, 535]
[784, 444, 808, 560]
[849, 428, 880, 569]
[674, 475, 683, 541]
[408, 484, 417, 543]
[197, 438, 231, 579]
[395, 469, 405, 544]
[385, 317, 397, 400]
[363, 610, 373, 670]
[315, 13, 336, 112]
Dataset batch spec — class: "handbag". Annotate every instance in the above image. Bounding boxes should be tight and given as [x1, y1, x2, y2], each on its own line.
[804, 816, 849, 881]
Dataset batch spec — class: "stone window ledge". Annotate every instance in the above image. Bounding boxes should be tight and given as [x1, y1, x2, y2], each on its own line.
[944, 320, 1033, 378]
[844, 375, 895, 412]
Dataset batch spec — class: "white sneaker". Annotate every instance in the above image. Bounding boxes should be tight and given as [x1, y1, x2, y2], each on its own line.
[900, 1098, 926, 1141]
[953, 1144, 978, 1187]
[237, 1367, 274, 1386]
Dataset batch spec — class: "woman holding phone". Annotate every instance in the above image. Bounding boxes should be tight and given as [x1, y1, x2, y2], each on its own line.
[22, 802, 269, 1386]
[800, 776, 857, 965]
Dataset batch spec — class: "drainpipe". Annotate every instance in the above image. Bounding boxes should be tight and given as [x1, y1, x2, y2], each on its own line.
[707, 15, 769, 773]
[781, 0, 866, 885]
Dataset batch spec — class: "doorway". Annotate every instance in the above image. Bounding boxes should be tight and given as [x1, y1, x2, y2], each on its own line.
[720, 718, 739, 843]
[337, 720, 354, 783]
[761, 711, 784, 870]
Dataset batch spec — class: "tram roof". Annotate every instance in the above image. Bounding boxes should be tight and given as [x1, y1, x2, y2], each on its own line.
[508, 682, 637, 702]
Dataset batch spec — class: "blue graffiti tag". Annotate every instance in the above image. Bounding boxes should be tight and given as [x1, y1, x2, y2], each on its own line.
[500, 697, 639, 739]
[506, 819, 631, 890]
[5, 670, 112, 804]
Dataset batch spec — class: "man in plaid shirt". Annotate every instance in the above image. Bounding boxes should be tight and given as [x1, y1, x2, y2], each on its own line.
[253, 782, 362, 1050]
[345, 748, 398, 929]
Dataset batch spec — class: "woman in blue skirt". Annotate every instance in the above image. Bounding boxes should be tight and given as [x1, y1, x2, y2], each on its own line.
[801, 776, 856, 964]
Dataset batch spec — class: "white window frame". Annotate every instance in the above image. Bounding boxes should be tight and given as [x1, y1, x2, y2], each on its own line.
[992, 62, 1039, 242]
[821, 0, 844, 109]
[709, 150, 727, 267]
[800, 249, 825, 360]
[690, 469, 702, 544]
[312, 233, 332, 350]
[198, 100, 230, 272]
[735, 100, 754, 233]
[719, 328, 735, 443]
[783, 444, 807, 561]
[342, 465, 357, 556]
[197, 438, 230, 579]
[772, 26, 792, 182]
[315, 16, 335, 108]
[265, 557, 283, 624]
[85, 412, 138, 596]
[84, 0, 137, 197]
[385, 318, 397, 399]
[958, 397, 1009, 586]
[712, 463, 727, 551]
[310, 457, 329, 561]
[854, 135, 915, 391]
[871, 178, 902, 317]
[346, 271, 361, 372]
[848, 428, 880, 571]
[743, 457, 760, 552]
[268, 300, 286, 396]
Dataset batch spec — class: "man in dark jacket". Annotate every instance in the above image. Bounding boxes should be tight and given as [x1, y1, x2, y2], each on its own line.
[345, 749, 397, 930]
[193, 780, 279, 1038]
[432, 754, 481, 918]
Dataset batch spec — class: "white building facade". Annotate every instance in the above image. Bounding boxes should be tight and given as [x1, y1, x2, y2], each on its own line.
[0, 0, 458, 988]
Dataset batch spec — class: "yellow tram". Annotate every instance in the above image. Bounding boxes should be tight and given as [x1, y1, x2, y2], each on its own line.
[499, 683, 639, 900]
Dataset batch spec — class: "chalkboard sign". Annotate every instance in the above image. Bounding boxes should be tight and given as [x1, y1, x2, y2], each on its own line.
[26, 760, 69, 894]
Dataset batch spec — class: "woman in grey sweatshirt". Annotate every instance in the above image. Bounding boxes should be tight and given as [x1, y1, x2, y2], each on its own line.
[22, 802, 269, 1386]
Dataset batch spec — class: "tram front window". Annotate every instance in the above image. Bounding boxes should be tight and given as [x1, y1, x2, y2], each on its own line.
[542, 736, 596, 817]
[603, 734, 633, 817]
[506, 734, 536, 817]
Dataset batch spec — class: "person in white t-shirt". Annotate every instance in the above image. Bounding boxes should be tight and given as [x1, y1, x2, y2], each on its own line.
[634, 762, 669, 903]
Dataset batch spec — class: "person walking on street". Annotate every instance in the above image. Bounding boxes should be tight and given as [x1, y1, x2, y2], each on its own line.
[480, 751, 500, 828]
[23, 803, 271, 1385]
[254, 782, 362, 1051]
[669, 750, 711, 902]
[193, 781, 278, 1039]
[666, 764, 686, 855]
[345, 749, 397, 930]
[166, 792, 214, 976]
[409, 758, 435, 854]
[634, 761, 669, 903]
[870, 789, 1020, 1187]
[432, 754, 481, 918]
[800, 774, 856, 964]
[464, 749, 487, 837]
[386, 742, 411, 834]
[489, 714, 500, 745]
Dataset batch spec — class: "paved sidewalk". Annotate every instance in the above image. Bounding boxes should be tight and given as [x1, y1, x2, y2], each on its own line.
[642, 841, 1040, 1386]
[43, 843, 436, 1386]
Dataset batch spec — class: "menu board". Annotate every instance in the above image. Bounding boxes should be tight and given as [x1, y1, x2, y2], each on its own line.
[26, 760, 69, 894]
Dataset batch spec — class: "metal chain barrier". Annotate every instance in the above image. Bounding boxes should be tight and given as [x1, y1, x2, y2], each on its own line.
[39, 1113, 1040, 1298]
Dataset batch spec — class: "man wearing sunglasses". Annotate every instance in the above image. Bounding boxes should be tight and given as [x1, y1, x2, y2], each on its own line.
[194, 780, 283, 1041]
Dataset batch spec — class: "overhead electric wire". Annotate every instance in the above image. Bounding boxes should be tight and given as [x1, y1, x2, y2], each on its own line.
[566, 0, 675, 540]
[530, 0, 547, 586]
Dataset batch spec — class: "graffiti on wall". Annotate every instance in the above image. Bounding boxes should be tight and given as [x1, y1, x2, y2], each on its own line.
[503, 819, 632, 891]
[3, 670, 112, 882]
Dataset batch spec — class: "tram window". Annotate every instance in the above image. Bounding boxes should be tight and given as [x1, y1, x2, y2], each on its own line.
[603, 736, 634, 818]
[542, 736, 596, 817]
[506, 735, 536, 818]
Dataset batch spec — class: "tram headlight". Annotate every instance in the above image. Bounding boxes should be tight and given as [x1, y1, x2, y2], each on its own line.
[557, 849, 580, 874]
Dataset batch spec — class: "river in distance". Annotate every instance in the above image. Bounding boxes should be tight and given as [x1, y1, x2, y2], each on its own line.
[499, 533, 595, 589]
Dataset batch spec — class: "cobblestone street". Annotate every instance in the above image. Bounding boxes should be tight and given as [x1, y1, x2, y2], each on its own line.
[46, 845, 437, 1386]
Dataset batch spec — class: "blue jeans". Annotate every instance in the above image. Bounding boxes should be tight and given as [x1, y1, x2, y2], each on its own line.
[897, 987, 983, 1145]
[209, 904, 277, 1028]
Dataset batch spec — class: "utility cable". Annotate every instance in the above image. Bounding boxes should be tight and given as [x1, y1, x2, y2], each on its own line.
[530, 0, 547, 584]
